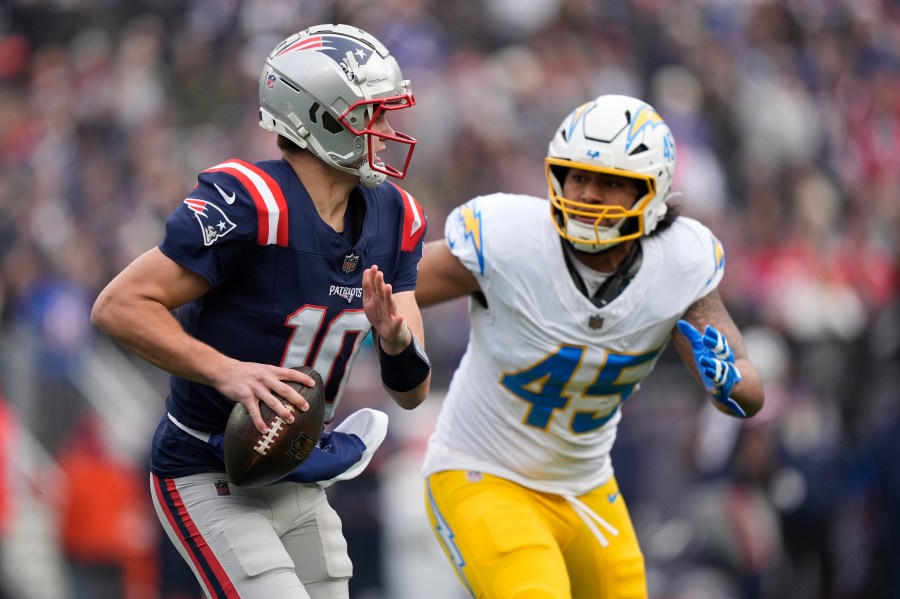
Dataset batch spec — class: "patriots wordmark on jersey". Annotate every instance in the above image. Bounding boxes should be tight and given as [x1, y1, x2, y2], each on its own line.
[151, 158, 426, 478]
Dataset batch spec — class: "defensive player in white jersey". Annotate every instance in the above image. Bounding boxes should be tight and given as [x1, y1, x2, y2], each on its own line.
[414, 94, 764, 599]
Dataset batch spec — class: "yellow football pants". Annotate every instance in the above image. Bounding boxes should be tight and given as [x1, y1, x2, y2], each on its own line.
[425, 471, 647, 599]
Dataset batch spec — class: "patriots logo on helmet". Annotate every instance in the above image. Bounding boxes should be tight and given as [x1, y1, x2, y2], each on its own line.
[183, 198, 237, 246]
[274, 34, 373, 81]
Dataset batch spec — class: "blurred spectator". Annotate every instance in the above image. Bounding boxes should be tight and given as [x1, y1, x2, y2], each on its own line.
[0, 393, 14, 599]
[56, 412, 158, 599]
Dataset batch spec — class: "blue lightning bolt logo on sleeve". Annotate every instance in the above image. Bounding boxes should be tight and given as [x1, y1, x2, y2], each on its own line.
[458, 200, 486, 275]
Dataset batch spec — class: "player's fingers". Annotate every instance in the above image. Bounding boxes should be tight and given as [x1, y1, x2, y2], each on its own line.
[698, 357, 720, 383]
[276, 367, 317, 388]
[274, 382, 310, 413]
[259, 391, 297, 425]
[376, 283, 395, 310]
[244, 400, 270, 435]
[362, 266, 375, 294]
[372, 269, 386, 295]
[702, 326, 728, 355]
[676, 319, 703, 349]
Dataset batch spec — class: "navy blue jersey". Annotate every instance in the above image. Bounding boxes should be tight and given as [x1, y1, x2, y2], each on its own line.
[150, 158, 426, 477]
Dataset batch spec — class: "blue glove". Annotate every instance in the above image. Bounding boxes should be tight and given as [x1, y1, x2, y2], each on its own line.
[208, 408, 389, 487]
[676, 320, 746, 418]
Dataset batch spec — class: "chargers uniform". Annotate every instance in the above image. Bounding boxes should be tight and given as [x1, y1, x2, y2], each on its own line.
[149, 157, 425, 599]
[423, 193, 724, 599]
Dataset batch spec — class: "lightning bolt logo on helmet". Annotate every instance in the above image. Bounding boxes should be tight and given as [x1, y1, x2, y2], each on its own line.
[625, 104, 667, 155]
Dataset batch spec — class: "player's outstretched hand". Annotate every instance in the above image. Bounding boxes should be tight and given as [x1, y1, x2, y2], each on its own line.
[676, 320, 747, 418]
[212, 360, 316, 434]
[362, 264, 409, 352]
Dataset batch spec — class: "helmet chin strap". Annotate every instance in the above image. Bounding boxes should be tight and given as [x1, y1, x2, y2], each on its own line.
[561, 239, 644, 308]
[565, 218, 628, 253]
[345, 55, 386, 188]
[288, 121, 383, 187]
[357, 160, 386, 188]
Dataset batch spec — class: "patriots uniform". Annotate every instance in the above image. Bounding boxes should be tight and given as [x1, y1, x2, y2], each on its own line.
[150, 158, 426, 479]
[422, 193, 724, 496]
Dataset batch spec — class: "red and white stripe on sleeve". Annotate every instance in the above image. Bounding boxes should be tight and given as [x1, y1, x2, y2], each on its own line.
[205, 159, 289, 247]
[390, 182, 426, 252]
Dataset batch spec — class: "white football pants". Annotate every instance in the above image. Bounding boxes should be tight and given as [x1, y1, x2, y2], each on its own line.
[151, 472, 352, 599]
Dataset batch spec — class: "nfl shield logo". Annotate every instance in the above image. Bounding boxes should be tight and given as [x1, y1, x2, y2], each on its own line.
[266, 72, 276, 88]
[287, 432, 315, 462]
[214, 480, 231, 496]
[342, 253, 359, 273]
[588, 315, 604, 330]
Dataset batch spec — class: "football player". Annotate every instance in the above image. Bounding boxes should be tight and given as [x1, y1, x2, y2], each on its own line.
[91, 24, 431, 599]
[415, 94, 764, 599]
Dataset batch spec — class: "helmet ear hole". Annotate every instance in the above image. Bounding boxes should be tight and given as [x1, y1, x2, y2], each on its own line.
[304, 103, 346, 135]
[321, 112, 343, 134]
[629, 143, 649, 155]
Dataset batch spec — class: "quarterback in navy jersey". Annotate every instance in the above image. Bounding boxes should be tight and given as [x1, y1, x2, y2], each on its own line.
[92, 24, 430, 599]
[151, 157, 427, 478]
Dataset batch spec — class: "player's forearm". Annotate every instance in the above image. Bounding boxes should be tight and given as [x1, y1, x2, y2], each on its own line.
[375, 320, 431, 409]
[729, 357, 764, 417]
[91, 295, 229, 386]
[385, 376, 430, 410]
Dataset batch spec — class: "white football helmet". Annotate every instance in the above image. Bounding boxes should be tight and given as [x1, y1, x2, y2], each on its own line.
[545, 94, 676, 252]
[259, 24, 417, 188]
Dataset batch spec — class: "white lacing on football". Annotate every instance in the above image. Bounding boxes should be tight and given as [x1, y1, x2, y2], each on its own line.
[254, 416, 286, 456]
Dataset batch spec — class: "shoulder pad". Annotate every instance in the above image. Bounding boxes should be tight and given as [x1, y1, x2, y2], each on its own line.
[387, 182, 426, 252]
[201, 159, 290, 247]
[671, 218, 725, 287]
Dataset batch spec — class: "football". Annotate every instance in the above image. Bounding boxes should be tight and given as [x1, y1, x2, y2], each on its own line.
[223, 365, 326, 488]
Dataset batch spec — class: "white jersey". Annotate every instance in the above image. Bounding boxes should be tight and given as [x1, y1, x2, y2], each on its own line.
[422, 193, 725, 496]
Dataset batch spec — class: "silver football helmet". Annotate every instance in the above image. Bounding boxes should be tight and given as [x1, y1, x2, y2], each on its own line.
[259, 24, 417, 188]
[545, 94, 676, 252]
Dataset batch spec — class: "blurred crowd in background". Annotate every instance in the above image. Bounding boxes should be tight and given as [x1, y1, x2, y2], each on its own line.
[1, 0, 899, 598]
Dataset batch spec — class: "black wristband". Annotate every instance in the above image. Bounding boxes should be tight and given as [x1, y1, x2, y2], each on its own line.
[378, 333, 431, 392]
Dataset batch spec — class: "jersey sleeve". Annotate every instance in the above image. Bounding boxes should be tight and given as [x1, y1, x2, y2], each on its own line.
[673, 218, 726, 303]
[445, 195, 491, 278]
[444, 193, 528, 296]
[160, 159, 288, 289]
[386, 183, 427, 293]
